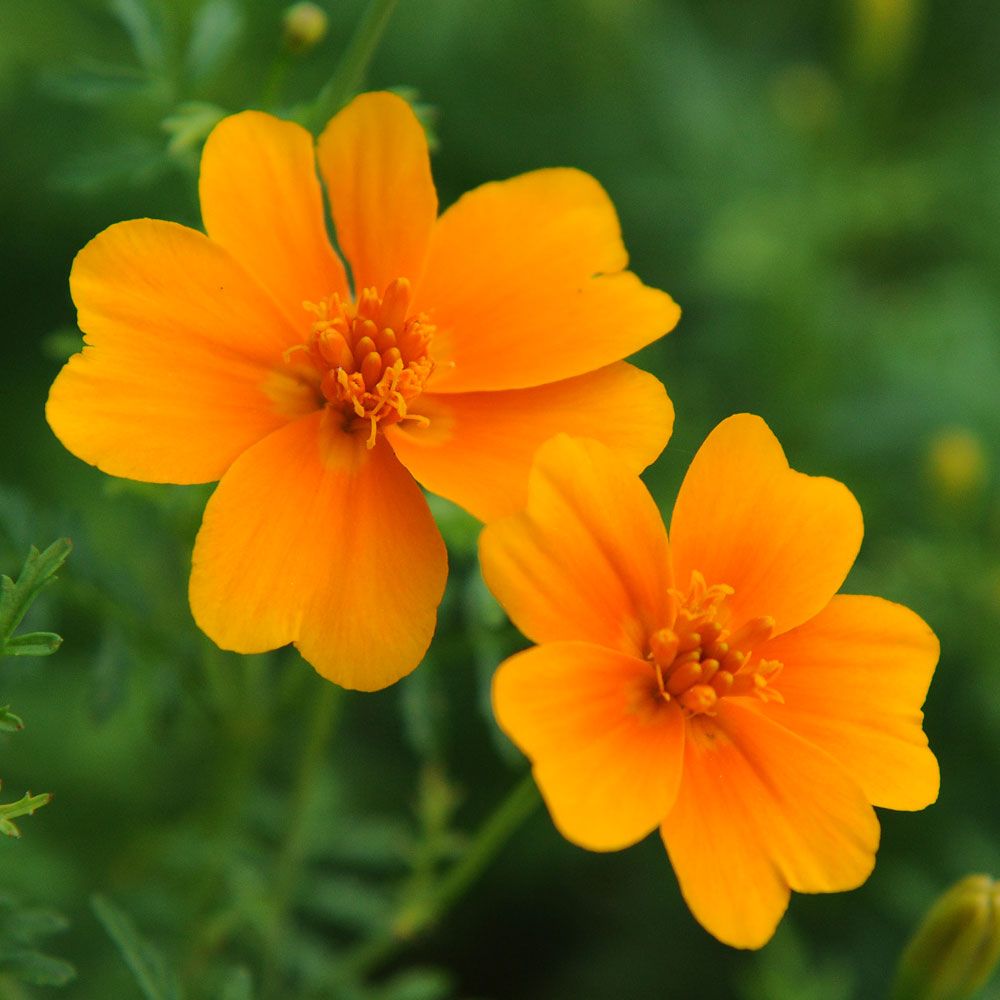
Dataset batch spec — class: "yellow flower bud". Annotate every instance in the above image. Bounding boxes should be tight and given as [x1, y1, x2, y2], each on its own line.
[282, 2, 328, 54]
[893, 874, 1000, 1000]
[850, 0, 921, 82]
[926, 427, 988, 506]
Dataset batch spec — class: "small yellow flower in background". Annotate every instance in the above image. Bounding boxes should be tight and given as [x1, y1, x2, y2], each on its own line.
[46, 92, 678, 691]
[481, 415, 939, 949]
[926, 426, 988, 507]
[282, 2, 328, 54]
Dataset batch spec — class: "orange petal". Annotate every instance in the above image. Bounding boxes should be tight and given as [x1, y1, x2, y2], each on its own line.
[493, 641, 685, 851]
[47, 219, 304, 484]
[189, 409, 447, 690]
[416, 168, 680, 393]
[200, 111, 349, 321]
[317, 91, 437, 294]
[386, 362, 673, 521]
[760, 595, 939, 810]
[661, 701, 880, 949]
[479, 435, 673, 658]
[669, 414, 863, 636]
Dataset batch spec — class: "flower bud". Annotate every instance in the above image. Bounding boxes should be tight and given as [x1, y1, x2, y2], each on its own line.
[892, 874, 1000, 1000]
[926, 427, 988, 507]
[850, 0, 921, 82]
[282, 2, 328, 55]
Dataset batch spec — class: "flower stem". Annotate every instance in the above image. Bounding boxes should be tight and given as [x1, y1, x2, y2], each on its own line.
[348, 773, 540, 979]
[260, 53, 290, 111]
[306, 0, 399, 131]
[260, 679, 343, 997]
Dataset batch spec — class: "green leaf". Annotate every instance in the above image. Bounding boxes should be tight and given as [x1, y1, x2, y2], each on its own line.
[0, 906, 70, 945]
[0, 539, 71, 650]
[90, 895, 182, 1000]
[299, 874, 393, 932]
[186, 0, 244, 82]
[0, 950, 76, 986]
[3, 632, 62, 657]
[110, 0, 167, 75]
[161, 101, 227, 156]
[0, 792, 52, 839]
[0, 707, 23, 733]
[40, 61, 153, 105]
[0, 896, 75, 987]
[50, 138, 169, 195]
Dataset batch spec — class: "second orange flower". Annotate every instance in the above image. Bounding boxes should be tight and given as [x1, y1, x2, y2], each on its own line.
[481, 416, 939, 948]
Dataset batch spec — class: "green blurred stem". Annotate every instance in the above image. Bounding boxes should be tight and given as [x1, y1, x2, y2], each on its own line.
[261, 681, 343, 996]
[261, 54, 290, 111]
[307, 0, 399, 131]
[349, 773, 540, 979]
[184, 652, 274, 980]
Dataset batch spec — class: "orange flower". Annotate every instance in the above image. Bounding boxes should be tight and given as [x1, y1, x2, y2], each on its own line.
[46, 92, 679, 690]
[481, 416, 939, 948]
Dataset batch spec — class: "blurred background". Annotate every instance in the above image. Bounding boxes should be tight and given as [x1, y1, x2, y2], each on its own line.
[1, 0, 999, 997]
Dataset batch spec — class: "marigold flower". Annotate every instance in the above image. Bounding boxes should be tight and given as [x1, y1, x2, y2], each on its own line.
[46, 92, 678, 690]
[481, 415, 939, 948]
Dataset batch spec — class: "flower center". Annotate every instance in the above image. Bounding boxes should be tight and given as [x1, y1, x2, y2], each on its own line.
[288, 277, 435, 447]
[647, 571, 784, 717]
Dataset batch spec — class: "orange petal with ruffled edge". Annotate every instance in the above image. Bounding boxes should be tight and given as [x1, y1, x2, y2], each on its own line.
[669, 414, 863, 636]
[200, 111, 349, 322]
[47, 219, 307, 485]
[317, 91, 437, 294]
[386, 362, 673, 522]
[661, 701, 879, 949]
[416, 168, 680, 393]
[189, 410, 447, 690]
[480, 435, 673, 658]
[493, 641, 685, 851]
[760, 594, 939, 810]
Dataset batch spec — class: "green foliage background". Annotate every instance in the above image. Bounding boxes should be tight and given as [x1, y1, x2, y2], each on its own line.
[1, 0, 999, 996]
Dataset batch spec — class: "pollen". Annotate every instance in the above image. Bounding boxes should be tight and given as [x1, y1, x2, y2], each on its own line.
[289, 277, 435, 447]
[647, 570, 784, 717]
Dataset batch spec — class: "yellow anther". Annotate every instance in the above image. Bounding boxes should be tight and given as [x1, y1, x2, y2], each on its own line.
[649, 628, 679, 666]
[679, 684, 718, 716]
[645, 573, 785, 717]
[291, 281, 436, 448]
[666, 659, 704, 696]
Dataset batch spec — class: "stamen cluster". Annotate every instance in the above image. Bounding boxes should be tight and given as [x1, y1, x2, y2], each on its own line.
[648, 571, 783, 717]
[293, 277, 435, 447]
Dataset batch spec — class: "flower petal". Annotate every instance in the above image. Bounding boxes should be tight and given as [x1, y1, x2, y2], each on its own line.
[317, 91, 437, 294]
[760, 595, 939, 810]
[661, 701, 879, 949]
[416, 168, 680, 393]
[47, 219, 304, 484]
[200, 110, 349, 321]
[479, 435, 673, 658]
[189, 409, 447, 690]
[386, 362, 673, 521]
[669, 414, 863, 636]
[493, 641, 685, 851]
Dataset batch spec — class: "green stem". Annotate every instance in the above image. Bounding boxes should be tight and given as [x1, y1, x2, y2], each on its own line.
[348, 773, 540, 979]
[260, 680, 343, 997]
[306, 0, 399, 131]
[260, 53, 290, 111]
[183, 654, 274, 981]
